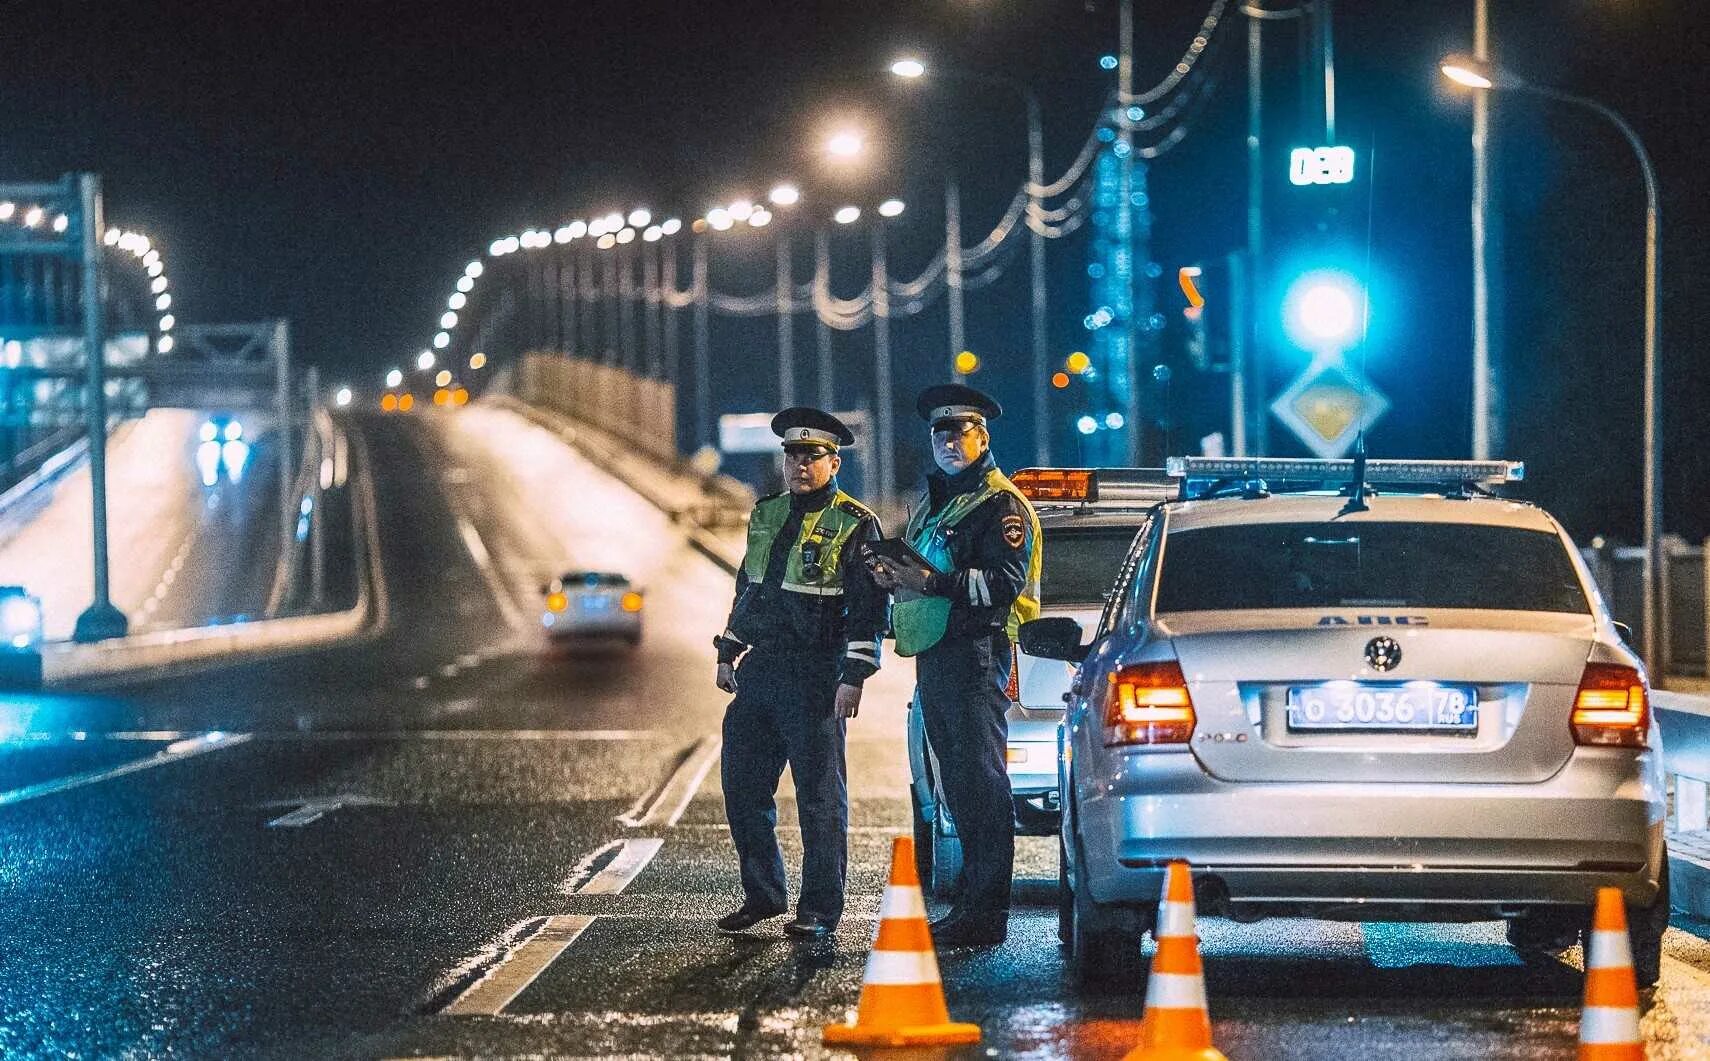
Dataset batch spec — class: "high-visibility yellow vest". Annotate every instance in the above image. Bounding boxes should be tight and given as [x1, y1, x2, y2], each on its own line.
[740, 490, 872, 598]
[891, 467, 1041, 657]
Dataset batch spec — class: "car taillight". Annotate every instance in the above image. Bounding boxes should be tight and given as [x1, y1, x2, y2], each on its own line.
[620, 591, 644, 613]
[1104, 661, 1195, 747]
[1571, 662, 1649, 748]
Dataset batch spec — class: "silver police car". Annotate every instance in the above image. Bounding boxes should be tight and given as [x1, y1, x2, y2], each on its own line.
[908, 468, 1172, 897]
[1027, 458, 1667, 985]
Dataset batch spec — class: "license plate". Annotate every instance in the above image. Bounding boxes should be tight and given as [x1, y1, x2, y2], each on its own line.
[1286, 683, 1478, 732]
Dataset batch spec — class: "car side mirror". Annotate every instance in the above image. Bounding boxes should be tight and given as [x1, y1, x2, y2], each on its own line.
[1020, 617, 1088, 663]
[1613, 620, 1635, 645]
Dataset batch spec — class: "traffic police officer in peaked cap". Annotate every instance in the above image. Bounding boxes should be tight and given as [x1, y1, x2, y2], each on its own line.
[712, 407, 887, 939]
[868, 383, 1042, 946]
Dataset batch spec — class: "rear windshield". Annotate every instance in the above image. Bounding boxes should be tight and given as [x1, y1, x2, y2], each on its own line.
[562, 572, 629, 587]
[1155, 521, 1588, 614]
[1041, 526, 1140, 605]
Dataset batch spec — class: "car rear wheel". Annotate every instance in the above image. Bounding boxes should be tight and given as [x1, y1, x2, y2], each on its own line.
[1066, 833, 1145, 986]
[1585, 854, 1669, 989]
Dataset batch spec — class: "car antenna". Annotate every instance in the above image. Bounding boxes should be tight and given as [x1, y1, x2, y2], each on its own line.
[1337, 138, 1379, 519]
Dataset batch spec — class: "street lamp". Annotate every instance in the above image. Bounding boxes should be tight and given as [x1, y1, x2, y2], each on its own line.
[1442, 54, 1664, 676]
[825, 130, 865, 159]
[890, 55, 1052, 465]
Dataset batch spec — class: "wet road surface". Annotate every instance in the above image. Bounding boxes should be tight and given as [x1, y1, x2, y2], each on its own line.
[1, 405, 1708, 1059]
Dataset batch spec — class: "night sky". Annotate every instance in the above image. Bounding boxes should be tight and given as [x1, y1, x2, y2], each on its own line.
[1, 0, 1703, 540]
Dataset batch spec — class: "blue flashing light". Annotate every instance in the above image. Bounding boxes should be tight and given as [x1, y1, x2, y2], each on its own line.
[1125, 105, 1144, 122]
[1096, 127, 1116, 144]
[1076, 416, 1099, 436]
[1283, 270, 1364, 350]
[1112, 141, 1132, 158]
[1100, 55, 1118, 70]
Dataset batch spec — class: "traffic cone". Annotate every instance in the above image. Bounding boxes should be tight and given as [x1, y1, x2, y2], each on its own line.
[1579, 887, 1644, 1060]
[823, 836, 982, 1048]
[1124, 860, 1226, 1061]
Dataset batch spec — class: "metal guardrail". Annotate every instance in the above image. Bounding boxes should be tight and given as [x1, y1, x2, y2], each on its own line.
[1655, 691, 1710, 831]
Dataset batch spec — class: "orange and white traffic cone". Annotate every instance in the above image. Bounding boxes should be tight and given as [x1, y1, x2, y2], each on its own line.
[823, 835, 982, 1048]
[1125, 860, 1226, 1061]
[1579, 886, 1645, 1060]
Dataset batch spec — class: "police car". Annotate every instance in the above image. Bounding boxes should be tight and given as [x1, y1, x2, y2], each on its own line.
[1025, 458, 1669, 985]
[0, 586, 44, 689]
[540, 571, 644, 646]
[907, 467, 1173, 897]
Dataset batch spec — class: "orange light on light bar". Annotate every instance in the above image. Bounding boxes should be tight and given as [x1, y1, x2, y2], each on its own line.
[1012, 468, 1093, 502]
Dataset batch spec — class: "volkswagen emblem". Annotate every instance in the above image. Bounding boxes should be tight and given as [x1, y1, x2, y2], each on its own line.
[1364, 636, 1402, 672]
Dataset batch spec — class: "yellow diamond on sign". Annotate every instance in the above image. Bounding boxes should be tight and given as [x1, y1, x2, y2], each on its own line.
[1296, 381, 1362, 443]
[1270, 359, 1389, 458]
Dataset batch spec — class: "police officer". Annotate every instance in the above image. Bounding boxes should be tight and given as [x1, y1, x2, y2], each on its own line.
[868, 384, 1041, 946]
[712, 407, 886, 939]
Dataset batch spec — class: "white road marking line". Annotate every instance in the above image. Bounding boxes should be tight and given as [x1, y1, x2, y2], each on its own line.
[455, 516, 525, 632]
[616, 735, 722, 828]
[568, 838, 665, 896]
[264, 794, 391, 828]
[441, 915, 594, 1016]
[0, 733, 252, 807]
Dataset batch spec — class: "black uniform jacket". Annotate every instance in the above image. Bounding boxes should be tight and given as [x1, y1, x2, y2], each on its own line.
[918, 451, 1032, 641]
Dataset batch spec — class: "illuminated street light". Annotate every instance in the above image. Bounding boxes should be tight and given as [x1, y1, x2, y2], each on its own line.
[22, 207, 42, 228]
[661, 218, 682, 235]
[833, 205, 860, 225]
[456, 275, 474, 293]
[448, 292, 466, 310]
[749, 209, 772, 228]
[417, 351, 435, 371]
[433, 331, 450, 349]
[159, 314, 175, 331]
[643, 225, 662, 242]
[727, 199, 754, 222]
[52, 214, 69, 233]
[877, 198, 905, 218]
[596, 233, 617, 249]
[440, 311, 458, 329]
[103, 226, 120, 245]
[334, 386, 353, 408]
[616, 227, 636, 244]
[1440, 57, 1494, 90]
[707, 208, 733, 231]
[465, 260, 484, 277]
[1, 203, 17, 220]
[146, 260, 164, 278]
[469, 352, 487, 370]
[435, 369, 452, 387]
[768, 183, 800, 207]
[825, 130, 865, 158]
[151, 276, 169, 294]
[155, 293, 172, 311]
[568, 219, 588, 239]
[588, 217, 608, 238]
[1076, 415, 1098, 435]
[890, 57, 926, 79]
[158, 335, 175, 354]
[627, 208, 651, 228]
[386, 368, 404, 388]
[602, 211, 624, 232]
[554, 224, 574, 244]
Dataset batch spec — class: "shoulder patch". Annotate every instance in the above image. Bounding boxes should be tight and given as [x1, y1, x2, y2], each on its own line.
[1001, 513, 1026, 549]
[835, 497, 874, 519]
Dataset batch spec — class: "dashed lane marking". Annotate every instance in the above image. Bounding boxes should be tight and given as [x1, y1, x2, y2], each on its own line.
[440, 915, 595, 1016]
[264, 794, 392, 828]
[566, 838, 665, 895]
[616, 734, 722, 829]
[0, 733, 252, 807]
[455, 516, 526, 632]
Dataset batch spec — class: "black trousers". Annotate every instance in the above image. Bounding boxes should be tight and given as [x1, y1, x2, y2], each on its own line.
[720, 647, 849, 923]
[916, 629, 1015, 916]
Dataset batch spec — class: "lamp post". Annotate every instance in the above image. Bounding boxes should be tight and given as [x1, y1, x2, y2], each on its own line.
[891, 57, 1052, 466]
[1442, 56, 1664, 677]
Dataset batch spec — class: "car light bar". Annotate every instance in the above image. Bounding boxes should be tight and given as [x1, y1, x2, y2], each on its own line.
[1012, 467, 1175, 504]
[1165, 456, 1524, 486]
[1571, 662, 1649, 748]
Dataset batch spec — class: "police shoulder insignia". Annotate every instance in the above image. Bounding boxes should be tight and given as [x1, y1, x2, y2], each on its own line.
[1001, 513, 1026, 549]
[835, 498, 873, 519]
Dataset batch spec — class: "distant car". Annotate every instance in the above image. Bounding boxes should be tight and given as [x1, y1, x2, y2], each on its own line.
[907, 468, 1174, 897]
[1033, 457, 1669, 986]
[195, 415, 250, 485]
[0, 586, 44, 689]
[541, 571, 643, 646]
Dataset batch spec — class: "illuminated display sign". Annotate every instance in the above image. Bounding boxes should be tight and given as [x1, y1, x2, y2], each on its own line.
[1289, 146, 1356, 186]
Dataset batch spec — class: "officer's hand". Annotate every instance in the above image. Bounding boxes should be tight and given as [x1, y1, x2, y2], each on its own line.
[887, 562, 932, 594]
[867, 558, 899, 590]
[716, 662, 738, 694]
[834, 683, 863, 719]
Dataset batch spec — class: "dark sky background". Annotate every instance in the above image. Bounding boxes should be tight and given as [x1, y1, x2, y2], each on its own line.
[1, 0, 1703, 541]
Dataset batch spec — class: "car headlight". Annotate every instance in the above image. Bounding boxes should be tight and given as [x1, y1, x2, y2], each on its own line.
[223, 419, 243, 441]
[199, 421, 218, 443]
[0, 596, 41, 644]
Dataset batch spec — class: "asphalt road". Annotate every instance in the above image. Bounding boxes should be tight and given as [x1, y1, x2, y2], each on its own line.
[2, 405, 1709, 1059]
